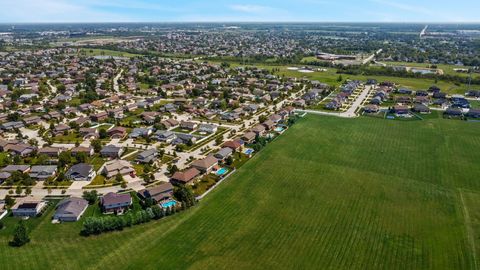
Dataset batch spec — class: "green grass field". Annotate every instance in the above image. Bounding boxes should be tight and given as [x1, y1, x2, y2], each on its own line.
[382, 61, 479, 78]
[1, 115, 480, 269]
[78, 48, 140, 58]
[211, 60, 472, 94]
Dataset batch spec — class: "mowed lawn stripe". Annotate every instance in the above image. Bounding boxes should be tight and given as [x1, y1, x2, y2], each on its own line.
[0, 115, 479, 269]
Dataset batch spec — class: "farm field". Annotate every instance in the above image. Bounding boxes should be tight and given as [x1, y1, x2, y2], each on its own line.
[1, 115, 480, 269]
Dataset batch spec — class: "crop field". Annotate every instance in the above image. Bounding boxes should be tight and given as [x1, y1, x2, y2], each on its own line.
[1, 115, 480, 269]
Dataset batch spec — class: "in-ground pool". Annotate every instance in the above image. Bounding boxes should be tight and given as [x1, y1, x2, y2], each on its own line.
[216, 168, 228, 176]
[243, 148, 255, 155]
[161, 200, 177, 208]
[275, 127, 285, 132]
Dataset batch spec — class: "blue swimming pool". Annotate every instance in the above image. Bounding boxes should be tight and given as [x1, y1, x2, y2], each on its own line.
[161, 200, 177, 208]
[216, 168, 228, 176]
[275, 127, 285, 132]
[243, 148, 255, 155]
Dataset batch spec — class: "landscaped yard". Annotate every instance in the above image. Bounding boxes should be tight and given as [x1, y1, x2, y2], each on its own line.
[1, 115, 480, 269]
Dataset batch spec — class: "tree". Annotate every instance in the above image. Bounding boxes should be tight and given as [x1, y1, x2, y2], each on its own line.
[121, 181, 127, 189]
[82, 190, 98, 205]
[225, 156, 234, 166]
[168, 165, 179, 175]
[10, 220, 30, 247]
[99, 128, 108, 139]
[215, 137, 223, 146]
[4, 195, 15, 208]
[76, 152, 88, 163]
[174, 185, 196, 208]
[15, 185, 23, 196]
[115, 173, 124, 183]
[91, 139, 102, 153]
[25, 186, 32, 196]
[58, 151, 72, 168]
[337, 75, 343, 82]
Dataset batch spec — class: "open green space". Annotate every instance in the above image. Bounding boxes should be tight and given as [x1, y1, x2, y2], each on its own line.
[382, 61, 480, 78]
[208, 60, 472, 94]
[1, 115, 480, 269]
[77, 48, 140, 58]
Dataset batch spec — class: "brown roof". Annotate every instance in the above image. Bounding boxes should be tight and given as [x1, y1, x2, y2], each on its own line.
[101, 192, 132, 206]
[138, 182, 174, 202]
[171, 168, 200, 184]
[108, 127, 127, 135]
[223, 140, 242, 150]
[242, 132, 256, 141]
[191, 155, 218, 170]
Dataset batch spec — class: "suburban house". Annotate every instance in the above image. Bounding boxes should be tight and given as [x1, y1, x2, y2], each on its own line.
[11, 200, 47, 217]
[100, 192, 132, 214]
[444, 108, 464, 118]
[161, 119, 179, 129]
[251, 124, 266, 136]
[23, 115, 42, 125]
[91, 111, 108, 122]
[53, 197, 89, 222]
[4, 143, 35, 157]
[29, 165, 57, 180]
[467, 109, 480, 118]
[137, 182, 174, 204]
[241, 132, 256, 144]
[100, 145, 124, 159]
[129, 127, 154, 139]
[107, 127, 128, 139]
[262, 120, 275, 130]
[52, 124, 71, 136]
[393, 105, 410, 117]
[198, 123, 218, 134]
[214, 147, 233, 161]
[191, 155, 218, 173]
[2, 165, 31, 174]
[269, 114, 283, 123]
[70, 146, 94, 156]
[102, 159, 135, 178]
[173, 134, 197, 145]
[223, 140, 244, 151]
[180, 121, 197, 131]
[38, 146, 64, 157]
[412, 104, 431, 114]
[79, 128, 99, 140]
[363, 104, 379, 113]
[66, 163, 96, 181]
[153, 130, 176, 143]
[171, 167, 201, 185]
[135, 149, 158, 164]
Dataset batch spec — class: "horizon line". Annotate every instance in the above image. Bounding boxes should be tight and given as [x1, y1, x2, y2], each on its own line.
[1, 21, 480, 25]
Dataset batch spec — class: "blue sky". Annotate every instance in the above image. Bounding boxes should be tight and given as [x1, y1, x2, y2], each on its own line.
[0, 0, 478, 23]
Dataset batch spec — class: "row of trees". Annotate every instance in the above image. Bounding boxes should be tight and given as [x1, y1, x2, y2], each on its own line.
[82, 204, 181, 236]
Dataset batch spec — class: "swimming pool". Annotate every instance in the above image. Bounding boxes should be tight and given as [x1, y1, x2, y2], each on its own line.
[216, 168, 228, 176]
[161, 200, 177, 208]
[243, 148, 255, 155]
[274, 127, 285, 132]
